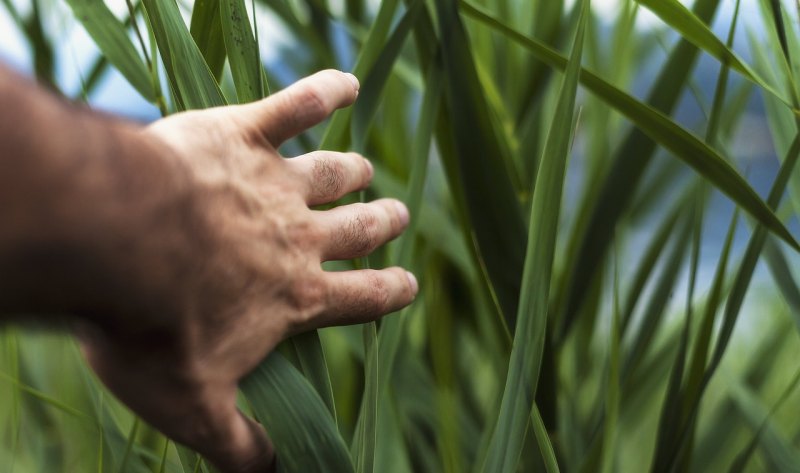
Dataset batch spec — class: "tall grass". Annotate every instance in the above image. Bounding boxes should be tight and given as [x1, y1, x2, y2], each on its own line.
[2, 0, 800, 471]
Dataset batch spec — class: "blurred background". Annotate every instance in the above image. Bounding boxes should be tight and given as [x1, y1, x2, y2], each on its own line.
[1, 0, 800, 471]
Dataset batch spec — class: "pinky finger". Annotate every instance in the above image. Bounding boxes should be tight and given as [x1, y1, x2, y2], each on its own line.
[317, 267, 418, 328]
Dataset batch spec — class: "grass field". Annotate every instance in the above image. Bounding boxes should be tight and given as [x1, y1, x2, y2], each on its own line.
[2, 0, 800, 471]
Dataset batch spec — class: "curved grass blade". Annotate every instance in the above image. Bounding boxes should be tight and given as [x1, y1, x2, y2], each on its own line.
[319, 0, 400, 150]
[435, 0, 526, 332]
[351, 0, 422, 151]
[65, 0, 155, 102]
[142, 0, 226, 110]
[241, 353, 354, 473]
[460, 0, 798, 253]
[729, 366, 800, 472]
[220, 0, 265, 103]
[634, 0, 795, 112]
[190, 0, 226, 81]
[288, 334, 336, 419]
[481, 1, 589, 471]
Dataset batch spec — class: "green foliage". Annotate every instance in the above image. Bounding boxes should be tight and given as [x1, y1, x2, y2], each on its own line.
[3, 0, 800, 472]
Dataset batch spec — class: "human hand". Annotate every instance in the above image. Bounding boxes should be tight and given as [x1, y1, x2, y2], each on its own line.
[78, 70, 418, 472]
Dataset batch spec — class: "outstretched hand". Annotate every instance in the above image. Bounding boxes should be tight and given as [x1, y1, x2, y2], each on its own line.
[79, 70, 418, 472]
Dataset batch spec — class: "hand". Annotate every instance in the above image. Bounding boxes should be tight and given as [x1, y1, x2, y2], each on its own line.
[78, 70, 418, 472]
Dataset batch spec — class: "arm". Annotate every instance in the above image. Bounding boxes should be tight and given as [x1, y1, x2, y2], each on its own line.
[0, 66, 417, 472]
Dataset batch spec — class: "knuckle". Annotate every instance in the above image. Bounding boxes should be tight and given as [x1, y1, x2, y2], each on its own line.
[364, 272, 390, 314]
[286, 275, 328, 328]
[297, 84, 328, 119]
[312, 154, 345, 198]
[342, 206, 378, 255]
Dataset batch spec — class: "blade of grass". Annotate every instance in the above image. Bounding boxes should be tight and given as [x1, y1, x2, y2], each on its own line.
[481, 1, 588, 471]
[459, 0, 798, 256]
[220, 0, 265, 103]
[64, 0, 156, 102]
[435, 0, 527, 333]
[190, 0, 226, 80]
[351, 0, 422, 151]
[729, 365, 800, 472]
[142, 0, 226, 110]
[634, 0, 795, 112]
[241, 353, 354, 473]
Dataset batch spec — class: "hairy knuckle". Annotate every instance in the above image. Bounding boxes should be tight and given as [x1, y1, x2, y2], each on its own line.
[365, 272, 390, 313]
[346, 208, 378, 255]
[312, 155, 345, 198]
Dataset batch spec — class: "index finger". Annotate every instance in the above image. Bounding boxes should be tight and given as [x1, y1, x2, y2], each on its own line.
[241, 70, 359, 147]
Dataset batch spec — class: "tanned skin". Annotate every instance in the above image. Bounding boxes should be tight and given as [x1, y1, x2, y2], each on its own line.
[0, 67, 418, 472]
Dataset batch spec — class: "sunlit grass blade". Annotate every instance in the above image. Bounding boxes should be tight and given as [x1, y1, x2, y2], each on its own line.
[634, 0, 794, 112]
[460, 0, 798, 256]
[241, 353, 354, 473]
[142, 0, 226, 110]
[190, 0, 226, 80]
[351, 0, 422, 151]
[64, 0, 156, 102]
[220, 0, 265, 103]
[319, 0, 400, 150]
[481, 1, 588, 471]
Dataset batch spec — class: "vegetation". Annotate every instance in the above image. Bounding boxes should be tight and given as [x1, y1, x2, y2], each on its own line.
[2, 0, 800, 471]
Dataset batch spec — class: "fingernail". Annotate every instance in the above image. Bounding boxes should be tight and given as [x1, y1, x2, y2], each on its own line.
[393, 200, 410, 227]
[363, 158, 374, 180]
[344, 72, 360, 93]
[406, 271, 419, 296]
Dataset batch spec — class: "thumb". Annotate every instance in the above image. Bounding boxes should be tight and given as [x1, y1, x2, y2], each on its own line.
[180, 391, 276, 473]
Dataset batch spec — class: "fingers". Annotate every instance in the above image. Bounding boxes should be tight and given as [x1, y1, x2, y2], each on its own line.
[314, 267, 419, 327]
[315, 199, 409, 261]
[287, 151, 374, 205]
[242, 69, 359, 147]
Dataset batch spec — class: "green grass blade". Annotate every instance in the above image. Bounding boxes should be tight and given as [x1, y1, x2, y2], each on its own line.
[190, 0, 226, 80]
[289, 333, 336, 419]
[319, 0, 400, 150]
[481, 1, 588, 471]
[762, 237, 800, 331]
[622, 214, 693, 382]
[351, 322, 378, 473]
[64, 0, 156, 102]
[435, 0, 526, 332]
[531, 404, 560, 473]
[729, 366, 800, 472]
[351, 0, 422, 151]
[634, 0, 794, 112]
[220, 0, 265, 103]
[460, 0, 798, 254]
[241, 353, 354, 473]
[142, 0, 226, 110]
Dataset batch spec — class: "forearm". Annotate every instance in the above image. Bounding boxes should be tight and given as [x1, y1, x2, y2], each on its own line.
[0, 66, 190, 323]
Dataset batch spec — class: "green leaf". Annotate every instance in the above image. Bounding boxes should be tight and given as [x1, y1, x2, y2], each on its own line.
[481, 1, 588, 471]
[143, 0, 226, 110]
[241, 353, 354, 473]
[220, 0, 265, 103]
[460, 0, 799, 284]
[351, 0, 422, 151]
[634, 0, 795, 112]
[190, 0, 226, 80]
[65, 0, 155, 102]
[435, 0, 526, 333]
